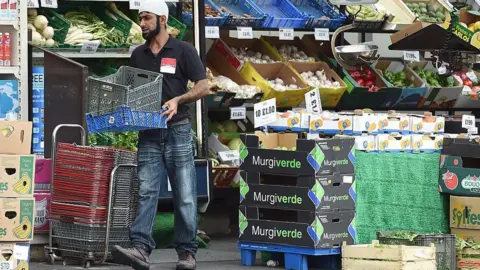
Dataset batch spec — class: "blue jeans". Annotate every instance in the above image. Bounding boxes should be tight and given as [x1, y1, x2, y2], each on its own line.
[130, 123, 198, 256]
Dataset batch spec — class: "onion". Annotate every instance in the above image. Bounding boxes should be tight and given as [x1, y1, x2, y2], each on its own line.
[33, 15, 48, 31]
[42, 26, 54, 39]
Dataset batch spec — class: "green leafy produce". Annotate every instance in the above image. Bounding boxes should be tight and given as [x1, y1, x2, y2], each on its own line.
[405, 2, 446, 23]
[413, 67, 456, 87]
[88, 131, 138, 151]
[378, 232, 418, 241]
[382, 70, 414, 88]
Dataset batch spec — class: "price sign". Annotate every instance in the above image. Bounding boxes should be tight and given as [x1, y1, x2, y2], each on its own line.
[27, 0, 39, 8]
[230, 106, 246, 120]
[314, 28, 329, 41]
[237, 27, 253, 39]
[279, 28, 294, 40]
[305, 88, 322, 113]
[462, 114, 476, 129]
[254, 98, 276, 128]
[205, 26, 220, 39]
[219, 150, 240, 162]
[80, 41, 100, 54]
[40, 0, 57, 8]
[0, 262, 12, 270]
[129, 0, 142, 10]
[13, 245, 29, 261]
[403, 51, 420, 62]
[468, 127, 479, 135]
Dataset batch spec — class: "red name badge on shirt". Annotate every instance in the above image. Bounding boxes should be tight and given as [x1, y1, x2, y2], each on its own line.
[160, 58, 177, 74]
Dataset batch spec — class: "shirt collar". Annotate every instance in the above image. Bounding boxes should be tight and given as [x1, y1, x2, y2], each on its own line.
[142, 35, 174, 52]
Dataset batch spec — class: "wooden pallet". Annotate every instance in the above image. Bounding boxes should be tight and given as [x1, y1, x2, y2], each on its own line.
[341, 240, 436, 270]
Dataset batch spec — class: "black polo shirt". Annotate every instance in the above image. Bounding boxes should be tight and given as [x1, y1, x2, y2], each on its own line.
[129, 36, 206, 124]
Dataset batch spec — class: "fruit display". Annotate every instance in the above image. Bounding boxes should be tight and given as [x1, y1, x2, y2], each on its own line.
[267, 78, 301, 92]
[300, 70, 342, 88]
[230, 47, 278, 65]
[274, 45, 315, 62]
[215, 75, 262, 98]
[404, 2, 446, 23]
[346, 5, 386, 21]
[413, 68, 457, 87]
[348, 69, 381, 92]
[382, 70, 414, 88]
[455, 71, 480, 99]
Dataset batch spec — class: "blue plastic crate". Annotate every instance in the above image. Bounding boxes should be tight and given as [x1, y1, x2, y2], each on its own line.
[250, 0, 307, 28]
[238, 242, 340, 270]
[183, 0, 229, 26]
[290, 0, 345, 30]
[212, 0, 267, 27]
[86, 106, 167, 133]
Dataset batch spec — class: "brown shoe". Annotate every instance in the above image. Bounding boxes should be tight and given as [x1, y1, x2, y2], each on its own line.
[176, 253, 196, 270]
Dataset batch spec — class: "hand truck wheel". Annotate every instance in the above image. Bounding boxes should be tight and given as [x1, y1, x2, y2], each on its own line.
[84, 260, 91, 268]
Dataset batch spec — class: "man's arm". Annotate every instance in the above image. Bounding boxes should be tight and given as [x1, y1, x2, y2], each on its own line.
[176, 79, 209, 105]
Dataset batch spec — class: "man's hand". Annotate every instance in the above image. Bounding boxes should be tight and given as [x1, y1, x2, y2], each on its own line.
[161, 97, 179, 123]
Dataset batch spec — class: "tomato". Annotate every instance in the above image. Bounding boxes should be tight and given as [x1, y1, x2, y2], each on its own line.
[364, 80, 374, 87]
[355, 78, 364, 86]
[463, 80, 473, 88]
[350, 71, 362, 79]
[364, 69, 376, 80]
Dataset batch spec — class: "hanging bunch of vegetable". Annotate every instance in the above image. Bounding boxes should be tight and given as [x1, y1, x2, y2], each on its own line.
[64, 8, 125, 46]
[28, 9, 56, 47]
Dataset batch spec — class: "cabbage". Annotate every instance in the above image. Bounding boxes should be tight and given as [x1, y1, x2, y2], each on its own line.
[212, 121, 224, 132]
[228, 138, 242, 150]
[223, 120, 238, 132]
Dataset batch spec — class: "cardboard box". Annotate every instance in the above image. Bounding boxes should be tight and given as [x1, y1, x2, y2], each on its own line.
[411, 134, 443, 153]
[410, 114, 445, 134]
[34, 192, 50, 233]
[34, 158, 51, 192]
[439, 155, 480, 196]
[239, 206, 355, 248]
[239, 132, 355, 176]
[457, 248, 480, 270]
[0, 154, 35, 197]
[260, 36, 318, 62]
[450, 196, 480, 230]
[0, 121, 32, 155]
[0, 198, 35, 241]
[354, 135, 377, 152]
[452, 227, 480, 243]
[0, 242, 30, 270]
[239, 171, 356, 212]
[353, 113, 381, 135]
[443, 137, 480, 158]
[267, 111, 305, 132]
[377, 112, 410, 134]
[377, 133, 412, 152]
[309, 112, 353, 135]
[240, 62, 311, 107]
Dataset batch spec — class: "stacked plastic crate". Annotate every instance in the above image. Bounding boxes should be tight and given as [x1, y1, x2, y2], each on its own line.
[237, 131, 356, 270]
[0, 121, 36, 269]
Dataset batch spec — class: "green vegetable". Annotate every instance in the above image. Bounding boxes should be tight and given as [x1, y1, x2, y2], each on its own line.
[88, 131, 139, 151]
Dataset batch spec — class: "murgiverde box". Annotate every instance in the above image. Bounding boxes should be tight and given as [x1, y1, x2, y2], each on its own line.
[239, 205, 356, 248]
[239, 171, 356, 212]
[0, 198, 35, 241]
[0, 154, 35, 197]
[439, 155, 480, 196]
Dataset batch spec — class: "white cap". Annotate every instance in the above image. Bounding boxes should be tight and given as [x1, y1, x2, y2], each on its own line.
[139, 0, 169, 21]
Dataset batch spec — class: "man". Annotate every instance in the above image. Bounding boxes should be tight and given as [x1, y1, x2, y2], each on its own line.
[111, 0, 209, 269]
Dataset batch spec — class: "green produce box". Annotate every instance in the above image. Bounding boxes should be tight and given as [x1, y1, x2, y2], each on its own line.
[337, 65, 402, 110]
[408, 61, 463, 109]
[441, 9, 480, 49]
[375, 59, 428, 109]
[439, 154, 480, 196]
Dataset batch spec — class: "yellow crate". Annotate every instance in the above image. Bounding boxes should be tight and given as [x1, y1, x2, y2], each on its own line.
[240, 62, 311, 107]
[288, 61, 347, 108]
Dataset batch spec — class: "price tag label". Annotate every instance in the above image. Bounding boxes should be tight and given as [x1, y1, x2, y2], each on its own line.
[314, 28, 329, 41]
[80, 41, 100, 54]
[279, 28, 294, 40]
[205, 26, 220, 39]
[305, 88, 322, 113]
[40, 0, 57, 8]
[237, 27, 253, 39]
[230, 106, 246, 120]
[129, 45, 140, 53]
[27, 0, 40, 8]
[403, 51, 420, 62]
[219, 150, 240, 162]
[0, 261, 12, 270]
[13, 245, 29, 261]
[254, 98, 276, 128]
[129, 0, 142, 10]
[468, 127, 479, 135]
[462, 114, 476, 129]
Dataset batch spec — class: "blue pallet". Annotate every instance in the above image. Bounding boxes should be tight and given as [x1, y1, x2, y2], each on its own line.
[213, 0, 267, 27]
[250, 0, 307, 28]
[86, 106, 167, 133]
[183, 0, 229, 26]
[290, 0, 345, 29]
[238, 242, 340, 270]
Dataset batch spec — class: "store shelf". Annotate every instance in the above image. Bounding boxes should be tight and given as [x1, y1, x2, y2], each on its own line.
[0, 66, 19, 75]
[389, 24, 480, 53]
[32, 51, 131, 58]
[219, 26, 398, 34]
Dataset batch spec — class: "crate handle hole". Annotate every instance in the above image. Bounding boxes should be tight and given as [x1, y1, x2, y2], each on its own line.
[137, 73, 149, 79]
[332, 218, 340, 223]
[4, 211, 16, 219]
[4, 168, 16, 176]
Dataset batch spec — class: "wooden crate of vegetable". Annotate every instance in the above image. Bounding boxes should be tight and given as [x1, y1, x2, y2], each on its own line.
[337, 66, 402, 110]
[407, 61, 464, 109]
[342, 240, 436, 270]
[377, 0, 416, 28]
[289, 61, 347, 108]
[375, 60, 428, 109]
[457, 238, 480, 270]
[240, 62, 311, 107]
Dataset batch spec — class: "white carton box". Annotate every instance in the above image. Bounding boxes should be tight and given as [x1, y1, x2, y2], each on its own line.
[310, 112, 353, 135]
[354, 135, 377, 152]
[411, 134, 444, 153]
[409, 114, 445, 134]
[377, 133, 412, 152]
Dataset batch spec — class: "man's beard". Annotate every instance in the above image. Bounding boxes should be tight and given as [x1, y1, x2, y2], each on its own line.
[143, 16, 161, 40]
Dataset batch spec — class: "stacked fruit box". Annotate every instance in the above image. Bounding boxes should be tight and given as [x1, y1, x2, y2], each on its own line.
[238, 131, 357, 249]
[0, 121, 35, 269]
